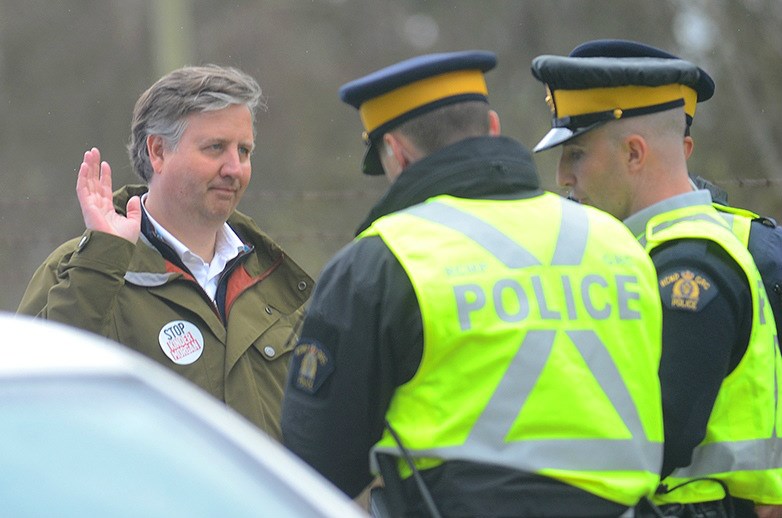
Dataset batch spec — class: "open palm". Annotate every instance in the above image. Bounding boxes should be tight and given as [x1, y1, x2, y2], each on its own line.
[76, 147, 141, 243]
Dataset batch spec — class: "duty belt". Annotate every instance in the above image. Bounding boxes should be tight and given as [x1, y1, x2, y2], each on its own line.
[640, 500, 731, 518]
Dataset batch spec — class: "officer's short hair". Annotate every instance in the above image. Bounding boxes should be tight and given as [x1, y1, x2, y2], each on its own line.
[127, 64, 264, 183]
[384, 100, 491, 157]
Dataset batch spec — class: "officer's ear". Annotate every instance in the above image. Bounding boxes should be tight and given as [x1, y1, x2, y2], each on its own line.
[488, 110, 501, 136]
[380, 133, 407, 183]
[625, 134, 647, 173]
[684, 135, 694, 160]
[383, 132, 420, 169]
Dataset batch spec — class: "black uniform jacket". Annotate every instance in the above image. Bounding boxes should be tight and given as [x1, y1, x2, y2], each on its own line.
[282, 136, 637, 517]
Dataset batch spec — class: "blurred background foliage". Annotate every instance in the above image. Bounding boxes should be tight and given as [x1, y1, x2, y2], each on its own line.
[1, 0, 780, 311]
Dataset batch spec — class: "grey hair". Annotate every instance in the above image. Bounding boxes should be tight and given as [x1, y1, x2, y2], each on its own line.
[127, 64, 265, 182]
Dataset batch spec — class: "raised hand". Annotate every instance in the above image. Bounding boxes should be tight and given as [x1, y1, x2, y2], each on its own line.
[76, 147, 141, 244]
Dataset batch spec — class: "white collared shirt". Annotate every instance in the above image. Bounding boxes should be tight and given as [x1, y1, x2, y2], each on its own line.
[141, 195, 244, 301]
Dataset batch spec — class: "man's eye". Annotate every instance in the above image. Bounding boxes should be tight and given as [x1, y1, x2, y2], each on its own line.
[239, 146, 252, 157]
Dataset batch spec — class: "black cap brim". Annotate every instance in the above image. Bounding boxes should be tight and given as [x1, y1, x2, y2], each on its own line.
[533, 120, 608, 152]
[362, 140, 385, 176]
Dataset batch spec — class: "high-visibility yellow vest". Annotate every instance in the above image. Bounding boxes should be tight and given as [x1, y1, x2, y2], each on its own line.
[362, 193, 664, 506]
[712, 204, 758, 246]
[717, 203, 782, 349]
[640, 203, 782, 505]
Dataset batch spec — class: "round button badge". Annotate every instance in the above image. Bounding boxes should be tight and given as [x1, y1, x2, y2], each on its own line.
[158, 320, 205, 365]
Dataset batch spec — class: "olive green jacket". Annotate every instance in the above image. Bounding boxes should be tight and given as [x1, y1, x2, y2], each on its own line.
[18, 185, 313, 441]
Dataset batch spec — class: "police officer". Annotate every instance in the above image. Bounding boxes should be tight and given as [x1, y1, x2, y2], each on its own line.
[282, 50, 666, 517]
[531, 42, 782, 516]
[566, 39, 782, 349]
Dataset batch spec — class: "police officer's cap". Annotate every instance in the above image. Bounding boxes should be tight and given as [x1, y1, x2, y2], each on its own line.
[570, 39, 715, 130]
[339, 50, 497, 176]
[531, 39, 715, 152]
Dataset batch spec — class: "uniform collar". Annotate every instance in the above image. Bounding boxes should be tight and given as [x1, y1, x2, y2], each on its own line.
[355, 136, 540, 235]
[624, 189, 713, 239]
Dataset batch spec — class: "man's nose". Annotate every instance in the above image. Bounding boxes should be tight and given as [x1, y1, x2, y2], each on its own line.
[221, 148, 243, 176]
[556, 161, 573, 188]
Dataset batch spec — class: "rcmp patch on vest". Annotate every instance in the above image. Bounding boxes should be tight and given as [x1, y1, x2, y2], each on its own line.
[290, 340, 334, 394]
[658, 268, 717, 312]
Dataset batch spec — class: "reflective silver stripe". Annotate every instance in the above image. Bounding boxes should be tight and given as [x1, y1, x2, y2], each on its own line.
[651, 213, 726, 234]
[566, 330, 647, 439]
[404, 202, 540, 268]
[375, 329, 661, 473]
[672, 437, 782, 478]
[465, 330, 556, 446]
[384, 436, 663, 473]
[405, 198, 588, 268]
[759, 279, 769, 326]
[124, 272, 173, 287]
[640, 213, 727, 248]
[463, 328, 656, 472]
[719, 212, 735, 230]
[552, 199, 589, 265]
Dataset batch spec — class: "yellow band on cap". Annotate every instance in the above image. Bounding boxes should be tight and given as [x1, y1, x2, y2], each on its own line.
[553, 83, 699, 119]
[359, 70, 488, 134]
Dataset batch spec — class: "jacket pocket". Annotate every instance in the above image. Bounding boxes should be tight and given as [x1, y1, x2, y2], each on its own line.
[251, 313, 299, 362]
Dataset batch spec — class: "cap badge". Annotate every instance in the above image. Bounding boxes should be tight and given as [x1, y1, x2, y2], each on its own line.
[544, 86, 555, 114]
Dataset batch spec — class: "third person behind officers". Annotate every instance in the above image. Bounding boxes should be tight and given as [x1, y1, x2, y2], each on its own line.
[530, 40, 782, 516]
[282, 50, 666, 517]
[17, 65, 313, 440]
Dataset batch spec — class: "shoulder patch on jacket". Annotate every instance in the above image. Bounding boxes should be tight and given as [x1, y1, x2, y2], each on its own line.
[290, 340, 334, 394]
[658, 268, 718, 312]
